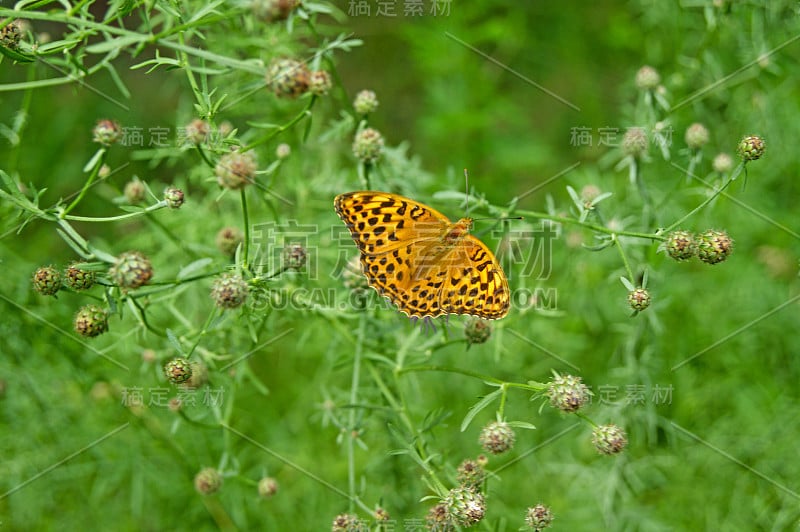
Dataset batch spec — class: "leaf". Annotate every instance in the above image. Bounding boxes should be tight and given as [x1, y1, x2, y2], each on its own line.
[460, 388, 503, 432]
[619, 276, 636, 291]
[177, 258, 213, 280]
[166, 328, 184, 355]
[86, 35, 148, 54]
[83, 149, 105, 173]
[0, 44, 34, 63]
[507, 421, 537, 431]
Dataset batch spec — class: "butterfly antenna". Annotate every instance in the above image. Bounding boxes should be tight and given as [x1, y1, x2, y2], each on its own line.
[464, 168, 470, 218]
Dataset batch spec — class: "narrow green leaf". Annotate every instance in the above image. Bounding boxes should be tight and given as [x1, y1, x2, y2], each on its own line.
[460, 388, 503, 432]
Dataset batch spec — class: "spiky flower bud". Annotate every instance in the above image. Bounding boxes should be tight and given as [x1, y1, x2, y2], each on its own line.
[478, 421, 515, 455]
[65, 264, 96, 290]
[546, 373, 590, 413]
[164, 357, 193, 385]
[124, 179, 146, 204]
[33, 266, 61, 296]
[444, 486, 485, 527]
[456, 458, 487, 489]
[215, 227, 244, 257]
[1, 20, 22, 49]
[353, 89, 379, 115]
[283, 243, 307, 270]
[184, 119, 210, 145]
[665, 230, 696, 261]
[374, 507, 390, 522]
[275, 143, 291, 159]
[627, 288, 651, 311]
[309, 70, 333, 96]
[635, 65, 660, 90]
[426, 502, 450, 529]
[211, 273, 249, 309]
[525, 504, 554, 531]
[164, 187, 185, 209]
[182, 360, 209, 389]
[331, 513, 361, 532]
[74, 304, 109, 337]
[621, 127, 648, 157]
[194, 467, 222, 495]
[258, 476, 279, 498]
[684, 122, 709, 150]
[110, 251, 153, 289]
[737, 135, 765, 161]
[252, 0, 299, 22]
[215, 150, 257, 189]
[267, 58, 310, 98]
[352, 127, 384, 162]
[697, 229, 733, 265]
[712, 153, 734, 173]
[464, 318, 492, 345]
[92, 119, 122, 146]
[592, 424, 628, 455]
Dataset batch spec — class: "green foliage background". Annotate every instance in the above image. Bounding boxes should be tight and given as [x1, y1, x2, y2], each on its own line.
[1, 0, 799, 530]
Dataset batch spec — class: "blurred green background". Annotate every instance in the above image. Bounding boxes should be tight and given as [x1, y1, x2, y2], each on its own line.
[2, 0, 800, 530]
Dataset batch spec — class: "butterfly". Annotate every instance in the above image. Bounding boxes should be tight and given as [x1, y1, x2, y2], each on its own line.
[334, 191, 510, 320]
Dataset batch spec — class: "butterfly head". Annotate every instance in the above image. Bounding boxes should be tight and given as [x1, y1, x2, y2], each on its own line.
[444, 217, 474, 244]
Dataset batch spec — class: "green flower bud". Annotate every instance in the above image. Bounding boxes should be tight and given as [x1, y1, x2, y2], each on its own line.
[65, 264, 96, 290]
[215, 150, 257, 190]
[211, 273, 249, 309]
[697, 229, 733, 265]
[464, 318, 492, 345]
[33, 266, 61, 296]
[627, 287, 651, 311]
[267, 58, 310, 98]
[164, 187, 185, 209]
[215, 227, 244, 257]
[444, 486, 485, 527]
[92, 119, 122, 146]
[592, 424, 628, 455]
[546, 373, 590, 413]
[665, 230, 696, 261]
[74, 304, 109, 338]
[353, 89, 379, 115]
[737, 135, 765, 161]
[258, 477, 279, 498]
[110, 251, 153, 289]
[525, 503, 554, 531]
[635, 65, 660, 90]
[478, 420, 515, 455]
[352, 127, 384, 162]
[194, 467, 222, 495]
[164, 357, 193, 385]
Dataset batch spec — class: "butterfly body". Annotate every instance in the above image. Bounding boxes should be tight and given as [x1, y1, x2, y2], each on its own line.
[334, 191, 510, 320]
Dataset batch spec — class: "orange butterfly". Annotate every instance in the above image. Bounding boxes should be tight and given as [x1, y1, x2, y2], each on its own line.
[335, 191, 509, 320]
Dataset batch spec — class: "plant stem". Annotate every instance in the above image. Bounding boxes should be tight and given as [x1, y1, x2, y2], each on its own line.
[664, 175, 734, 232]
[514, 209, 665, 241]
[347, 312, 366, 512]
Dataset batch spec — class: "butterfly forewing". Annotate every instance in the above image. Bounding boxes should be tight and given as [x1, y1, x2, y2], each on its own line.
[334, 191, 510, 320]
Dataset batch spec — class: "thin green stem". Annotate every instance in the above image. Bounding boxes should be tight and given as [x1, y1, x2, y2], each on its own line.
[614, 234, 636, 282]
[62, 149, 106, 216]
[61, 201, 168, 222]
[664, 175, 734, 232]
[347, 313, 366, 512]
[241, 98, 314, 152]
[514, 209, 665, 241]
[240, 189, 250, 271]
